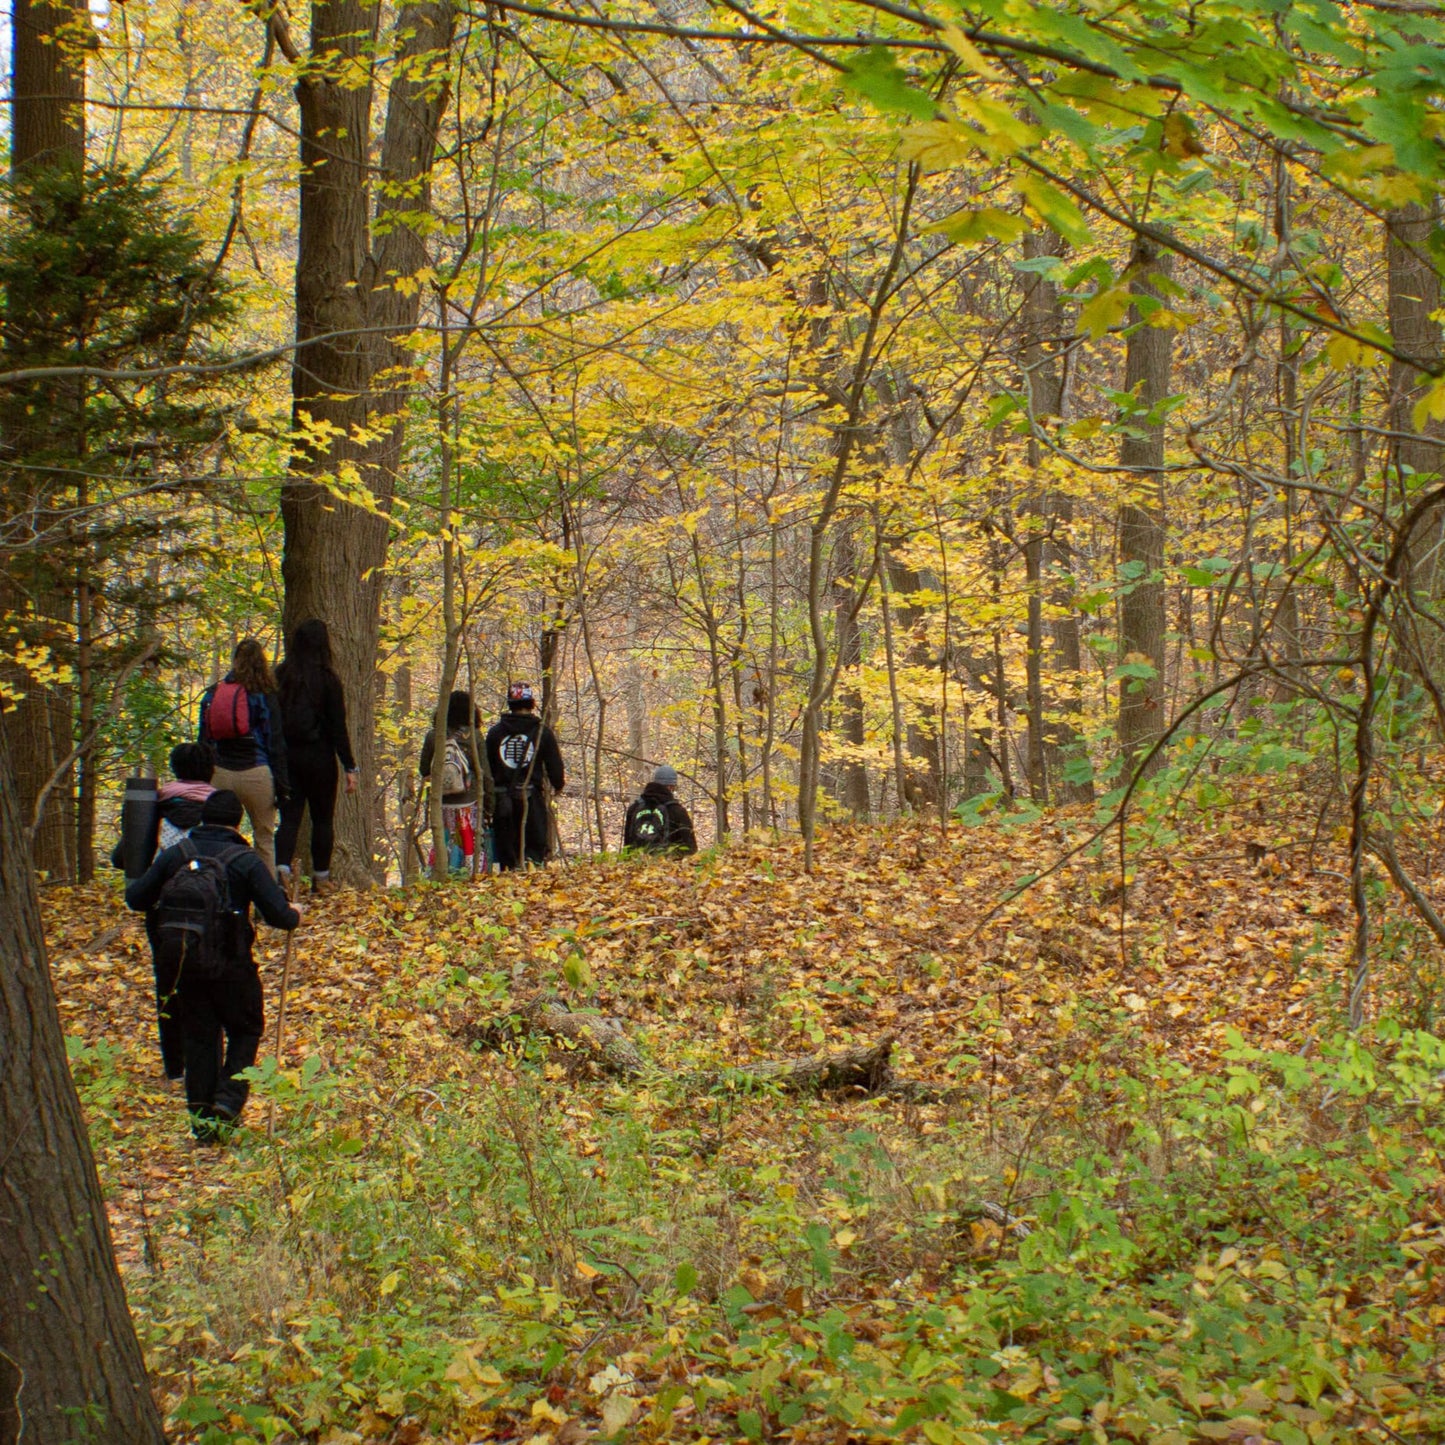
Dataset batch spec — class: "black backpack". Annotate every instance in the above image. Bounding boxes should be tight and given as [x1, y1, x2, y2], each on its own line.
[154, 839, 248, 982]
[630, 800, 671, 850]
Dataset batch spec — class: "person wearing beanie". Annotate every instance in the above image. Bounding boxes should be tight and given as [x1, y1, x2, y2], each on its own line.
[485, 682, 565, 871]
[125, 788, 302, 1144]
[622, 764, 698, 855]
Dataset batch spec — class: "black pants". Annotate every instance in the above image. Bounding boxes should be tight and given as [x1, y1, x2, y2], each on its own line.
[275, 742, 338, 873]
[493, 789, 550, 871]
[180, 956, 264, 1136]
[145, 915, 188, 1079]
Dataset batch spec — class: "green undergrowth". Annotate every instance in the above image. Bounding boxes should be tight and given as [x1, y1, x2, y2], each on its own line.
[79, 953, 1445, 1445]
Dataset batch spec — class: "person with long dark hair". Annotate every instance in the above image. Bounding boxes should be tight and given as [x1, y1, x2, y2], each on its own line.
[419, 689, 494, 872]
[274, 619, 358, 896]
[199, 638, 289, 874]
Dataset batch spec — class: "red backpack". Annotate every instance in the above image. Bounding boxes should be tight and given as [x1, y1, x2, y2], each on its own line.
[207, 681, 251, 741]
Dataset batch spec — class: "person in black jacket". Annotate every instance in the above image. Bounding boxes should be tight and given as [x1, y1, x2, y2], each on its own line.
[420, 690, 495, 872]
[485, 682, 564, 871]
[274, 619, 358, 897]
[198, 638, 289, 876]
[109, 742, 217, 1082]
[623, 765, 698, 855]
[125, 790, 301, 1143]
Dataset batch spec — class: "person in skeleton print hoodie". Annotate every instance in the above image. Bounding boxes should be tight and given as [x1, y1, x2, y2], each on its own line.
[484, 682, 565, 871]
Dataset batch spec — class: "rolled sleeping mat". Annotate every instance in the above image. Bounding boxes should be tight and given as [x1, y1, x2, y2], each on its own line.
[120, 775, 159, 880]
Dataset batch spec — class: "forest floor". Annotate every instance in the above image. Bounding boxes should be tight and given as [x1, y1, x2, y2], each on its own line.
[44, 815, 1445, 1444]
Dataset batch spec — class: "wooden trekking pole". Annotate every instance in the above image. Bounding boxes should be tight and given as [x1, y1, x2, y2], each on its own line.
[267, 927, 296, 1138]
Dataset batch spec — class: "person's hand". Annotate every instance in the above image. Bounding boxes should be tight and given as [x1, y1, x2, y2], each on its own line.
[345, 770, 359, 795]
[290, 901, 306, 923]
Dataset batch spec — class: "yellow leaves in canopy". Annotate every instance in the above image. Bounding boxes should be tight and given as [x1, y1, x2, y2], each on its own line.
[1324, 330, 1387, 371]
[1413, 375, 1445, 431]
[927, 207, 1026, 246]
[1078, 286, 1131, 340]
[1014, 172, 1091, 247]
[901, 100, 1040, 170]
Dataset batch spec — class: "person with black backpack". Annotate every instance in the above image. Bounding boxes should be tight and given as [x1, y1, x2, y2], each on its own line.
[485, 682, 565, 871]
[109, 741, 218, 1084]
[419, 690, 494, 872]
[125, 790, 302, 1144]
[623, 765, 698, 856]
[198, 638, 289, 876]
[274, 619, 359, 897]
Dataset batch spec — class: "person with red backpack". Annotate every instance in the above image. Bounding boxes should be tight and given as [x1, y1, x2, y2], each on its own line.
[124, 790, 301, 1144]
[198, 638, 289, 875]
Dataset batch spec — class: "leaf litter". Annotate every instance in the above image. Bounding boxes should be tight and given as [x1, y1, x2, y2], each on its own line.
[43, 819, 1445, 1443]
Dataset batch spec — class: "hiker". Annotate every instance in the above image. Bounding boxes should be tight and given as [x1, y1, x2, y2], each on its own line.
[485, 682, 564, 871]
[198, 638, 289, 875]
[109, 742, 218, 1084]
[419, 689, 494, 873]
[124, 790, 301, 1144]
[109, 742, 217, 871]
[623, 765, 698, 855]
[274, 619, 359, 897]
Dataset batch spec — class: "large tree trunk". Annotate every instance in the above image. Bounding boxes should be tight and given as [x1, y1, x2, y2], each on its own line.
[0, 737, 166, 1445]
[1116, 239, 1173, 776]
[282, 0, 455, 885]
[1, 0, 87, 880]
[11, 0, 85, 171]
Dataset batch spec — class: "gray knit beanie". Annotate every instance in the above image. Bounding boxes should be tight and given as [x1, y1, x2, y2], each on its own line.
[652, 764, 678, 787]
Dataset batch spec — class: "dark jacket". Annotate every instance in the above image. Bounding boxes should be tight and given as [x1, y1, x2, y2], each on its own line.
[125, 824, 301, 948]
[485, 712, 564, 796]
[623, 783, 697, 854]
[278, 669, 357, 771]
[420, 725, 494, 817]
[199, 678, 290, 794]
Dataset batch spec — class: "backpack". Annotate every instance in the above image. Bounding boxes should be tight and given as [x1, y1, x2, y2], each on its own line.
[208, 681, 251, 741]
[442, 734, 472, 795]
[153, 840, 249, 982]
[630, 801, 671, 850]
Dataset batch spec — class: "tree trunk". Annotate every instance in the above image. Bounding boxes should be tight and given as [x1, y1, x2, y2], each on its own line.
[1021, 229, 1070, 804]
[1116, 239, 1173, 776]
[11, 0, 85, 173]
[833, 525, 870, 819]
[1, 0, 87, 881]
[0, 736, 166, 1445]
[1385, 201, 1445, 681]
[282, 0, 455, 885]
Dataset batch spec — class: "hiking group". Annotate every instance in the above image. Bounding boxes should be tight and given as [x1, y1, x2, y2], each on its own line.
[119, 625, 696, 1144]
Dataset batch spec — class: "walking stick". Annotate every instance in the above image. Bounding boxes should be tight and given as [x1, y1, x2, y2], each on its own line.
[267, 927, 296, 1138]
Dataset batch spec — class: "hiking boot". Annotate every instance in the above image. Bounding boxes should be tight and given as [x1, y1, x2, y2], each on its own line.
[312, 875, 336, 898]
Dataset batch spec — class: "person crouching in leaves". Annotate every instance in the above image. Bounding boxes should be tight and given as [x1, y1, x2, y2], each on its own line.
[125, 790, 301, 1145]
[623, 765, 698, 855]
[486, 682, 564, 871]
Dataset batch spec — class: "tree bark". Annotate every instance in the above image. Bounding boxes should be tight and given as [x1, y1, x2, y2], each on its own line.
[1385, 201, 1445, 681]
[1, 0, 88, 880]
[1116, 239, 1173, 776]
[282, 0, 455, 885]
[1021, 228, 1091, 801]
[0, 736, 166, 1445]
[10, 0, 85, 174]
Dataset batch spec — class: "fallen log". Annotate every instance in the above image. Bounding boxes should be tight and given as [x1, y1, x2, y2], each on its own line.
[462, 1003, 935, 1100]
[710, 1037, 897, 1095]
